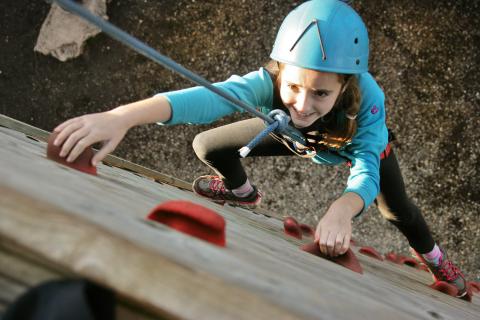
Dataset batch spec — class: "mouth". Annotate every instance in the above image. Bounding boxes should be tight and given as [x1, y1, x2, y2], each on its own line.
[289, 110, 320, 128]
[291, 108, 317, 119]
[296, 112, 315, 118]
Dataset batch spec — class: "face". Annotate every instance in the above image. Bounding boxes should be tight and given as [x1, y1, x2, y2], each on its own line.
[279, 64, 344, 128]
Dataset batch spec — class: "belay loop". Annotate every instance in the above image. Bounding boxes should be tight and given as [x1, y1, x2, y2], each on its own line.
[238, 109, 291, 158]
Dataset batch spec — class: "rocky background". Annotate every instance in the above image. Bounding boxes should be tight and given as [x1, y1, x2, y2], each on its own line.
[1, 0, 478, 279]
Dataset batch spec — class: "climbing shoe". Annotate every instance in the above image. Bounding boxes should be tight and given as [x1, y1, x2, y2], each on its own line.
[192, 175, 262, 209]
[411, 246, 467, 297]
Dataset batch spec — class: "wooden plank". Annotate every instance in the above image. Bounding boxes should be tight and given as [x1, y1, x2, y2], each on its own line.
[116, 301, 166, 320]
[0, 242, 67, 284]
[101, 155, 192, 191]
[0, 187, 303, 320]
[1, 124, 479, 319]
[0, 114, 50, 141]
[0, 115, 191, 190]
[0, 129, 389, 319]
[0, 275, 25, 309]
[0, 115, 285, 216]
[0, 244, 168, 320]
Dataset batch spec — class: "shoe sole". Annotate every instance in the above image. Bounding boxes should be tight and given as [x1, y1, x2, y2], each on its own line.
[200, 196, 260, 210]
[192, 188, 260, 209]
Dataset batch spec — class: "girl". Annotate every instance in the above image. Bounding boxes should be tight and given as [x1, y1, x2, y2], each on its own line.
[53, 0, 467, 297]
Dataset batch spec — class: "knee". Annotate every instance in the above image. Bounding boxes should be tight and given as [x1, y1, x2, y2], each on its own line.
[192, 132, 210, 161]
[192, 131, 226, 163]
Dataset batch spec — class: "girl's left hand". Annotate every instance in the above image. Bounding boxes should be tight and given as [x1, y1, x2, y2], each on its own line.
[315, 208, 352, 257]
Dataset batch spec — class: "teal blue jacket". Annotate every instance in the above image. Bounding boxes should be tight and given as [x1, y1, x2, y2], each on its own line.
[159, 68, 388, 210]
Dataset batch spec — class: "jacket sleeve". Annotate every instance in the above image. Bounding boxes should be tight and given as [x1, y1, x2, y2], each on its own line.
[156, 68, 274, 125]
[343, 73, 389, 212]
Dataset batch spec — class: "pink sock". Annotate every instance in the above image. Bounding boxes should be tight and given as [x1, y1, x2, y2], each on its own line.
[231, 179, 254, 198]
[422, 244, 442, 266]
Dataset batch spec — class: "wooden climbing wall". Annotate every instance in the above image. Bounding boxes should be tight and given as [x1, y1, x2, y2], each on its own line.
[0, 115, 479, 320]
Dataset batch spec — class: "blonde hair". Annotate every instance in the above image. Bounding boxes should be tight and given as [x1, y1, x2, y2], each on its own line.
[265, 60, 361, 149]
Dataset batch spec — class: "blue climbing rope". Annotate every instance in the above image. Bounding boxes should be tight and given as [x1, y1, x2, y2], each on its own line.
[50, 0, 307, 153]
[239, 109, 291, 157]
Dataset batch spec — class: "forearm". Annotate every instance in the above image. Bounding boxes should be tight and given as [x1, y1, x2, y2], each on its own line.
[331, 192, 364, 219]
[109, 95, 172, 129]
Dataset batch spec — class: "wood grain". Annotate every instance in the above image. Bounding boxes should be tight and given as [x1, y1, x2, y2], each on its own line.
[1, 122, 479, 319]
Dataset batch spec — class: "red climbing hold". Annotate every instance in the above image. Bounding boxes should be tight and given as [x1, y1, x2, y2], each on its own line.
[47, 132, 97, 175]
[384, 252, 398, 263]
[359, 246, 384, 261]
[385, 251, 429, 273]
[429, 281, 458, 297]
[283, 216, 302, 240]
[396, 255, 419, 268]
[299, 223, 315, 238]
[301, 241, 363, 274]
[384, 252, 419, 267]
[468, 281, 480, 293]
[429, 281, 474, 302]
[147, 200, 226, 247]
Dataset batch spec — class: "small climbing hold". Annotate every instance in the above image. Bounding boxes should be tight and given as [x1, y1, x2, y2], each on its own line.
[429, 281, 458, 297]
[384, 252, 398, 263]
[147, 200, 226, 247]
[301, 241, 363, 274]
[384, 252, 420, 268]
[358, 246, 384, 261]
[299, 223, 314, 238]
[396, 255, 419, 268]
[283, 216, 302, 240]
[468, 281, 480, 293]
[47, 131, 97, 175]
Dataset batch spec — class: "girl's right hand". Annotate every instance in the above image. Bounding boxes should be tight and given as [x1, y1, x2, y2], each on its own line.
[53, 110, 130, 166]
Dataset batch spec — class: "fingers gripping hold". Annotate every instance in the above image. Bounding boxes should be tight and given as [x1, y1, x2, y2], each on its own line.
[47, 131, 97, 175]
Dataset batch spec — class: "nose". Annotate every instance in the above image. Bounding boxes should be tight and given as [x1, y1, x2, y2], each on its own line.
[293, 91, 312, 114]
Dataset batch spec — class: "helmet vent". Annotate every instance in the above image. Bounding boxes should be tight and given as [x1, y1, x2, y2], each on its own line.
[289, 19, 327, 61]
[355, 59, 360, 65]
[354, 38, 358, 44]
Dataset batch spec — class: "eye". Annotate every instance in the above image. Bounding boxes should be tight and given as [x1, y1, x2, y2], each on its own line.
[286, 83, 299, 92]
[314, 90, 328, 97]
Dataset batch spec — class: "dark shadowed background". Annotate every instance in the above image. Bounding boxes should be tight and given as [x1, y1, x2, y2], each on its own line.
[1, 0, 479, 279]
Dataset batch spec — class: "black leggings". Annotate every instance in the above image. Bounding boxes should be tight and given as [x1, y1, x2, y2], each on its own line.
[192, 118, 435, 253]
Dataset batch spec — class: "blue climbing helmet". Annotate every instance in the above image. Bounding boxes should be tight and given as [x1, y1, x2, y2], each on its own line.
[270, 0, 369, 74]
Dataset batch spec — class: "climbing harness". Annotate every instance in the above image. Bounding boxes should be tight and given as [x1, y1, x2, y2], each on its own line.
[50, 0, 307, 156]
